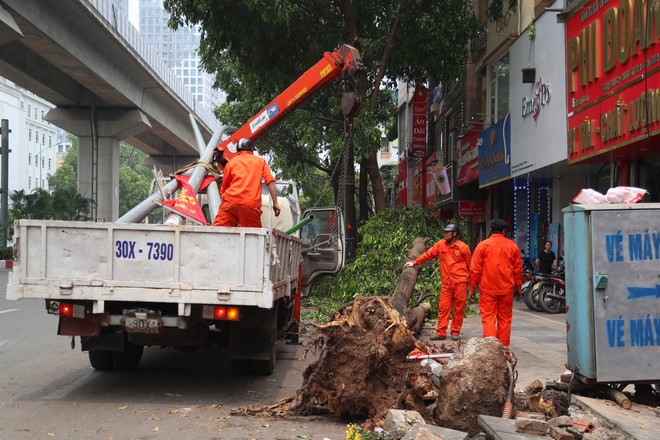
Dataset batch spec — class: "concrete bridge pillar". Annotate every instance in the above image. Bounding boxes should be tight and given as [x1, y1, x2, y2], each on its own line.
[45, 107, 151, 221]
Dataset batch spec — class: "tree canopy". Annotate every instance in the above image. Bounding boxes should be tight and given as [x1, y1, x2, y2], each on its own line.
[164, 0, 484, 203]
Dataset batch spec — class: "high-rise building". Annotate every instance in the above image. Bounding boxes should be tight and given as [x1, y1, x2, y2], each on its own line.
[136, 0, 223, 116]
[0, 77, 67, 194]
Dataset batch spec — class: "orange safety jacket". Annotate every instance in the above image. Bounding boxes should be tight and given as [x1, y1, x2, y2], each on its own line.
[413, 239, 471, 284]
[469, 232, 523, 294]
[220, 151, 276, 208]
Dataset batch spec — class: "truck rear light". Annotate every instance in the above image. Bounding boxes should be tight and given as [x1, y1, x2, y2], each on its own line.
[59, 302, 73, 317]
[226, 307, 239, 321]
[212, 306, 240, 321]
[213, 306, 227, 319]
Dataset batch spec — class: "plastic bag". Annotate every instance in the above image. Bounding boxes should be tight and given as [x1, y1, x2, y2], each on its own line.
[572, 188, 607, 204]
[572, 186, 648, 204]
[605, 186, 648, 204]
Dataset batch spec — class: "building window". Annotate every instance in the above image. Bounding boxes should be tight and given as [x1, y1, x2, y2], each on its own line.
[27, 104, 31, 117]
[28, 153, 31, 165]
[28, 129, 32, 141]
[489, 53, 510, 122]
[380, 136, 389, 153]
[28, 177, 31, 188]
[48, 158, 52, 170]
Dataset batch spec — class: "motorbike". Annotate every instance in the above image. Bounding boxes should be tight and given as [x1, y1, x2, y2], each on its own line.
[523, 271, 546, 312]
[521, 256, 544, 311]
[537, 260, 565, 314]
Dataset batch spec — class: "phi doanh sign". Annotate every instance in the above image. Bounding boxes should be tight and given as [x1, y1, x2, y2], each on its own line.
[565, 0, 660, 163]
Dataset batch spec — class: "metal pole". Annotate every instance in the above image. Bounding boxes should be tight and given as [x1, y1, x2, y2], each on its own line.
[0, 119, 10, 245]
[117, 125, 233, 224]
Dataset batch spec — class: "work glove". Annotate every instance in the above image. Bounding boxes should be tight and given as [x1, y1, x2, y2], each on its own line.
[403, 261, 415, 269]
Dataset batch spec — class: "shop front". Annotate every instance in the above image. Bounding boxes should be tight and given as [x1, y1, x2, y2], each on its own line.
[564, 0, 660, 200]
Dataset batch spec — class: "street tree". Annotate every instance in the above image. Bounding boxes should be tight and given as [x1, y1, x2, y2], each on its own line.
[164, 0, 514, 255]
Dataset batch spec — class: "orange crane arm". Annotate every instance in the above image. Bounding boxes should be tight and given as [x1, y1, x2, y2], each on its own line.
[217, 44, 363, 160]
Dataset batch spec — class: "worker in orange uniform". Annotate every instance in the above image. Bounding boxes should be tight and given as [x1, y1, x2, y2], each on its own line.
[404, 224, 471, 341]
[213, 138, 280, 227]
[469, 219, 523, 348]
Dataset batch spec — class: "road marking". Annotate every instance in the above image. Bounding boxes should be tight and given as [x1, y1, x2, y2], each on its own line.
[0, 339, 7, 347]
[0, 309, 19, 314]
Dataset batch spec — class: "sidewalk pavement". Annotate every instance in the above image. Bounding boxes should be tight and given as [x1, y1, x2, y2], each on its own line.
[422, 299, 660, 439]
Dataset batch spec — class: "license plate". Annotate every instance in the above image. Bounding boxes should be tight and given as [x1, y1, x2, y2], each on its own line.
[124, 316, 161, 334]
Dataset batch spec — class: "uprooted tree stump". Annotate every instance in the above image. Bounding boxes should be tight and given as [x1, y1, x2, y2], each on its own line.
[288, 238, 437, 427]
[290, 296, 430, 428]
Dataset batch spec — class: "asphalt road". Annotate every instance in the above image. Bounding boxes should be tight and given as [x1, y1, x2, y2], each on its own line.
[0, 270, 347, 440]
[1, 269, 569, 440]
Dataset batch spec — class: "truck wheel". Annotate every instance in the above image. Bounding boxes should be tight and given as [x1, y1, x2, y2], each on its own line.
[252, 328, 276, 376]
[88, 350, 114, 370]
[112, 342, 144, 370]
[253, 341, 276, 376]
[230, 359, 251, 374]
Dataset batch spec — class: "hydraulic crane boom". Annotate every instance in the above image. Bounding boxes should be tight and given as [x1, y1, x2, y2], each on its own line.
[217, 44, 363, 159]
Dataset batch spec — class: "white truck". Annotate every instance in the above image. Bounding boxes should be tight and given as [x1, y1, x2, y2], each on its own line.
[6, 44, 363, 375]
[7, 197, 343, 375]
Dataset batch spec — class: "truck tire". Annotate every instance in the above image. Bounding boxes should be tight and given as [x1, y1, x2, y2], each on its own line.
[112, 342, 144, 370]
[253, 331, 276, 376]
[89, 350, 114, 370]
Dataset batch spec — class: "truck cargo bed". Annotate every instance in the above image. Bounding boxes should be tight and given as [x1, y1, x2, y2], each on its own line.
[8, 220, 301, 311]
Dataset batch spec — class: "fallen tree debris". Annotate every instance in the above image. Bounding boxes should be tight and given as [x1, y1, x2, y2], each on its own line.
[290, 295, 428, 428]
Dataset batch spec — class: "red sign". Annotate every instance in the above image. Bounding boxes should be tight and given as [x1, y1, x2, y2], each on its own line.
[159, 175, 209, 225]
[411, 85, 428, 159]
[456, 124, 481, 185]
[458, 201, 486, 217]
[565, 0, 660, 163]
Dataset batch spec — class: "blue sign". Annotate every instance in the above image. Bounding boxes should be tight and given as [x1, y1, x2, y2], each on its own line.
[478, 114, 511, 188]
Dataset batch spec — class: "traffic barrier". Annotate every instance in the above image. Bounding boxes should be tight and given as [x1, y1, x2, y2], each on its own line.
[0, 260, 13, 269]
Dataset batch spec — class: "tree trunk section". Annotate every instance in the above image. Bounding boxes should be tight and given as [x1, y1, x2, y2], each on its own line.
[366, 149, 387, 213]
[389, 237, 431, 335]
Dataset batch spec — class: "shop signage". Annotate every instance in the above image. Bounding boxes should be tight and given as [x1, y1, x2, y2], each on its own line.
[411, 85, 428, 159]
[424, 154, 444, 206]
[456, 124, 481, 185]
[565, 0, 660, 163]
[522, 77, 551, 121]
[458, 201, 486, 217]
[478, 115, 511, 188]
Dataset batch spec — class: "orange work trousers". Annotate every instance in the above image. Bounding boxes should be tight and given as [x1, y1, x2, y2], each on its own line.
[213, 201, 262, 227]
[435, 282, 467, 337]
[478, 291, 514, 347]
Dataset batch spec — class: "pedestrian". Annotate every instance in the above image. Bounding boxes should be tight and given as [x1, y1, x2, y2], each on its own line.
[469, 219, 522, 348]
[536, 240, 556, 274]
[213, 138, 280, 227]
[404, 224, 471, 341]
